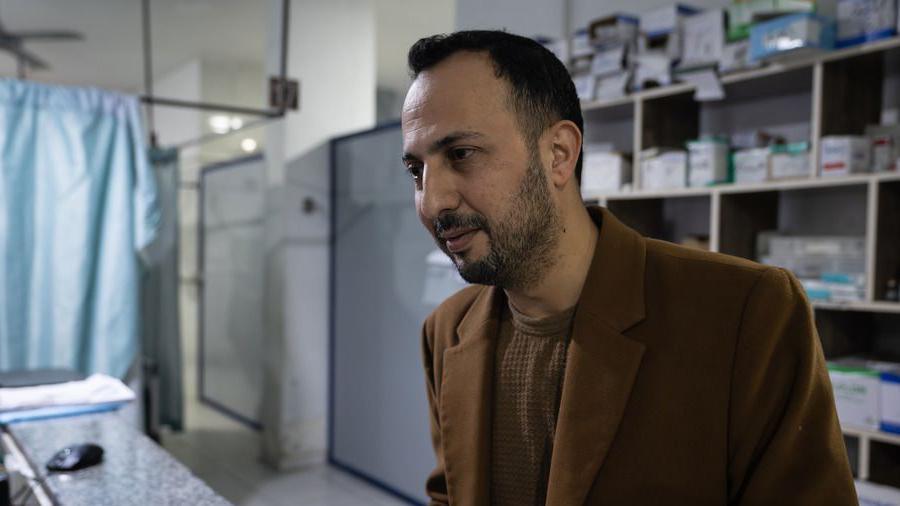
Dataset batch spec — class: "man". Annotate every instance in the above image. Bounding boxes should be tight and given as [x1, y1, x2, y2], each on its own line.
[401, 30, 856, 505]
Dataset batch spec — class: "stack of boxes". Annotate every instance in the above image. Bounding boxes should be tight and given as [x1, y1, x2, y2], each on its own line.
[581, 145, 632, 195]
[820, 126, 900, 177]
[829, 358, 900, 434]
[565, 0, 899, 100]
[758, 234, 867, 302]
[569, 14, 639, 102]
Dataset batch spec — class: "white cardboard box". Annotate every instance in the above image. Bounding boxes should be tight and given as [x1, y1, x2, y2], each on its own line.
[571, 28, 593, 58]
[866, 123, 900, 172]
[595, 71, 632, 100]
[591, 45, 628, 77]
[582, 151, 632, 193]
[821, 135, 872, 177]
[573, 74, 596, 101]
[641, 150, 687, 190]
[829, 363, 880, 430]
[771, 147, 810, 180]
[734, 148, 771, 183]
[633, 52, 673, 89]
[640, 4, 700, 37]
[834, 0, 897, 48]
[681, 9, 725, 66]
[857, 481, 900, 506]
[687, 140, 729, 187]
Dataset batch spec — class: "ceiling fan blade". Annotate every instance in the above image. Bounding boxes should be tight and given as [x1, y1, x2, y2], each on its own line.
[9, 30, 84, 41]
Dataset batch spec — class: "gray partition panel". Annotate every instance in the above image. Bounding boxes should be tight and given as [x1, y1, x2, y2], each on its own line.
[200, 155, 266, 428]
[331, 124, 443, 503]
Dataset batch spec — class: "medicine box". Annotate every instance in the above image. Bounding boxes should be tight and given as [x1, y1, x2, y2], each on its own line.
[681, 9, 726, 66]
[734, 148, 771, 183]
[727, 0, 816, 41]
[866, 124, 900, 172]
[573, 74, 596, 101]
[588, 13, 639, 49]
[820, 135, 871, 177]
[571, 28, 593, 59]
[880, 369, 900, 433]
[582, 151, 632, 194]
[828, 362, 880, 430]
[595, 71, 632, 101]
[856, 481, 900, 506]
[834, 0, 897, 48]
[591, 45, 629, 77]
[687, 139, 730, 187]
[640, 4, 700, 38]
[749, 13, 835, 62]
[641, 149, 688, 190]
[770, 142, 810, 179]
[632, 52, 673, 90]
[719, 40, 755, 73]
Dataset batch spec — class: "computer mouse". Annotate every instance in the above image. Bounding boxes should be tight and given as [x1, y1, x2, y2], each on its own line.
[46, 443, 104, 472]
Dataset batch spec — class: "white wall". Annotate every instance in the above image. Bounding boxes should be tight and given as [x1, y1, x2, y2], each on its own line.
[260, 0, 377, 470]
[375, 0, 456, 120]
[456, 0, 565, 38]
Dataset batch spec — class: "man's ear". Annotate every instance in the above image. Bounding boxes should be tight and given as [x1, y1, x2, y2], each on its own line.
[546, 119, 581, 188]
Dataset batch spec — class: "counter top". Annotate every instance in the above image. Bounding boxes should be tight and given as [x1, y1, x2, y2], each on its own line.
[3, 412, 231, 506]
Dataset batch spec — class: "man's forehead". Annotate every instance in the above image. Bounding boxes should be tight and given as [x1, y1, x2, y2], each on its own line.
[402, 52, 510, 148]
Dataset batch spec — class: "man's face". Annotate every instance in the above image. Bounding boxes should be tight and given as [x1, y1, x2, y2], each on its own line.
[401, 51, 560, 289]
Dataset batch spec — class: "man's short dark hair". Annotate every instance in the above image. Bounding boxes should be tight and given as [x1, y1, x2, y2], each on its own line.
[408, 30, 584, 182]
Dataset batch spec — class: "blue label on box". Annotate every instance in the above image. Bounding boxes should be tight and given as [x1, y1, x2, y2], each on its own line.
[881, 421, 900, 434]
[749, 13, 836, 62]
[836, 27, 897, 48]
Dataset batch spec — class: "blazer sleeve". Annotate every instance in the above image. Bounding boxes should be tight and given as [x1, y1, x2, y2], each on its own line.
[422, 317, 450, 505]
[727, 268, 857, 505]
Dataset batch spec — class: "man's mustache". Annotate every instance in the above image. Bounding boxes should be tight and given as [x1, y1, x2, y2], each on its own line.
[433, 212, 491, 236]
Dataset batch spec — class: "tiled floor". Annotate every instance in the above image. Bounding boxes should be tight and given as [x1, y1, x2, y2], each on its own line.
[161, 397, 408, 506]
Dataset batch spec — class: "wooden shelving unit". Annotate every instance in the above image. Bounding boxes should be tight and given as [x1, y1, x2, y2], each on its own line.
[582, 35, 900, 487]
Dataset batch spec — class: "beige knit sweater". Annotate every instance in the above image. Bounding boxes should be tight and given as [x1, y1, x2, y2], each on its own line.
[490, 303, 575, 506]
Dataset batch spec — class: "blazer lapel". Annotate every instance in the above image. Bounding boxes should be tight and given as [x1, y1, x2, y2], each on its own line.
[440, 286, 502, 506]
[545, 207, 649, 505]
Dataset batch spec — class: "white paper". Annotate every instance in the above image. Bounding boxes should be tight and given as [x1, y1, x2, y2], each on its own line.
[0, 374, 135, 411]
[680, 70, 725, 101]
[595, 72, 631, 100]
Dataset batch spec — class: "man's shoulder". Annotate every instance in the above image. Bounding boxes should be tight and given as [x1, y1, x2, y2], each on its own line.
[645, 237, 768, 279]
[643, 237, 803, 317]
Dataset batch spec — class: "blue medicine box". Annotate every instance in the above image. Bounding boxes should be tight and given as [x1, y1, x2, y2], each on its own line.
[834, 0, 897, 48]
[749, 13, 836, 62]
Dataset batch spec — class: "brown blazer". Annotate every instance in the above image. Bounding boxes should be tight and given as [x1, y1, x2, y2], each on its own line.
[421, 206, 856, 505]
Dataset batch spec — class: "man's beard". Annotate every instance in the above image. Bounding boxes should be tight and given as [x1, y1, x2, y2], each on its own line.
[433, 151, 561, 290]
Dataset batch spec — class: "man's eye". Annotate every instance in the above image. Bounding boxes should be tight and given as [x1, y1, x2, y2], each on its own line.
[406, 164, 423, 181]
[448, 147, 475, 162]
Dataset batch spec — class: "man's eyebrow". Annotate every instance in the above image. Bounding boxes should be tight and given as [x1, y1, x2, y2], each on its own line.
[402, 130, 485, 163]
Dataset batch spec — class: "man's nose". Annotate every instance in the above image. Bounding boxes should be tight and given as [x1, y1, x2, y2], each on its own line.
[419, 165, 460, 221]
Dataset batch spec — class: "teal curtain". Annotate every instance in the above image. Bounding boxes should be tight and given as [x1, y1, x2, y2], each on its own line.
[0, 79, 160, 378]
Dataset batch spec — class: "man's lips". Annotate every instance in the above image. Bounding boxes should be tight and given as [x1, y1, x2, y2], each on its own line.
[440, 228, 479, 253]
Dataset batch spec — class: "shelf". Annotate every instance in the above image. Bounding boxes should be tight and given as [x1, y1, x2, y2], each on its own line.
[582, 95, 634, 111]
[844, 427, 900, 446]
[597, 185, 712, 201]
[585, 171, 900, 202]
[578, 35, 900, 111]
[814, 301, 900, 314]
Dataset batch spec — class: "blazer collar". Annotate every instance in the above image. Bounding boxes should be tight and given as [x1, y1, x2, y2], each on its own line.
[440, 206, 648, 505]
